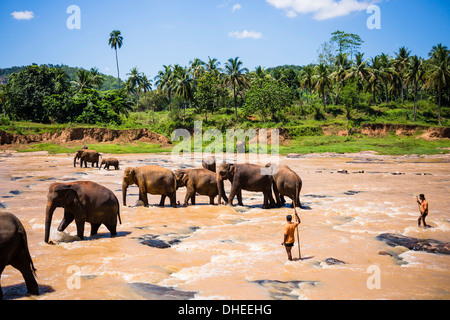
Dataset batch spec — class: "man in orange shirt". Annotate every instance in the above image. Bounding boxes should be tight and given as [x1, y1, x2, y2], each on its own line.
[281, 211, 301, 261]
[417, 194, 429, 227]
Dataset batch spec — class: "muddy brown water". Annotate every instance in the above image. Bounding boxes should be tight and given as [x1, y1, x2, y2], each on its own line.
[0, 152, 449, 300]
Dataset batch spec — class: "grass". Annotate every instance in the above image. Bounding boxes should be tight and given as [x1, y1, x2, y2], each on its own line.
[15, 142, 171, 154]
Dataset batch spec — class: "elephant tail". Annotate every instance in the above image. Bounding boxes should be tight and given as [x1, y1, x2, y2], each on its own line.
[115, 197, 122, 225]
[18, 223, 37, 277]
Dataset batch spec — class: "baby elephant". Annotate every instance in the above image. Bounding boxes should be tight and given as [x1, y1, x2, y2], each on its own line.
[100, 158, 119, 170]
[175, 168, 219, 206]
[0, 212, 39, 299]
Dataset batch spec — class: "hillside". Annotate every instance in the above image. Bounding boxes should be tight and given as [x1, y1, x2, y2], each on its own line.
[0, 64, 122, 90]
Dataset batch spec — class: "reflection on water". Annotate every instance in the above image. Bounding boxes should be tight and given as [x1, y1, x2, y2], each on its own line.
[0, 152, 449, 300]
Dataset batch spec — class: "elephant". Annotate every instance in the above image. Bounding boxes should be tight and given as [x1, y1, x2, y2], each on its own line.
[265, 163, 302, 208]
[100, 158, 119, 170]
[217, 162, 276, 209]
[202, 156, 216, 173]
[122, 165, 177, 208]
[45, 181, 122, 244]
[0, 212, 39, 299]
[73, 149, 102, 168]
[174, 168, 223, 206]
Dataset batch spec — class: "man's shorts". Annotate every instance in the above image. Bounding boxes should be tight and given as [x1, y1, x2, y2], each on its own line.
[284, 242, 294, 247]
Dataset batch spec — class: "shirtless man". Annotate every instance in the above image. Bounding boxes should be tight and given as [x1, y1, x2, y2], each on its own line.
[417, 194, 429, 227]
[281, 211, 301, 261]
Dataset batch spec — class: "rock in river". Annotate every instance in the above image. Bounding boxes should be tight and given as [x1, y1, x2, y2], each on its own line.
[377, 233, 450, 255]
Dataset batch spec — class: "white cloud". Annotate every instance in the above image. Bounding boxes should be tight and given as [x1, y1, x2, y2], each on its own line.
[232, 3, 242, 11]
[11, 11, 34, 20]
[228, 30, 262, 39]
[266, 0, 373, 20]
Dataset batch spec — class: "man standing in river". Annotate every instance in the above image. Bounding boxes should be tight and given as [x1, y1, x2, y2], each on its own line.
[417, 194, 429, 227]
[282, 211, 301, 261]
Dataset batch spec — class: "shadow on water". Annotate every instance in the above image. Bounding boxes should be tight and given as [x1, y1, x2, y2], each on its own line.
[2, 283, 55, 300]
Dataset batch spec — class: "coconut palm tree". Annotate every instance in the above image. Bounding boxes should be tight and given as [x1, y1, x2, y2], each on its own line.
[394, 46, 411, 103]
[313, 63, 332, 109]
[379, 53, 396, 103]
[154, 65, 174, 119]
[189, 58, 205, 80]
[172, 65, 194, 124]
[126, 67, 143, 102]
[89, 67, 104, 89]
[224, 57, 249, 121]
[344, 52, 369, 103]
[108, 30, 123, 89]
[366, 56, 385, 106]
[299, 64, 315, 103]
[423, 44, 450, 126]
[331, 53, 351, 103]
[405, 55, 425, 121]
[206, 56, 222, 76]
[72, 69, 93, 92]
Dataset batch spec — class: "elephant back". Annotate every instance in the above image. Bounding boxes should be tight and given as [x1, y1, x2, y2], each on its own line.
[0, 212, 22, 246]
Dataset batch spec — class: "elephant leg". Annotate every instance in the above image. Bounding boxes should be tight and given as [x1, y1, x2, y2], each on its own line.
[237, 190, 243, 206]
[90, 223, 101, 236]
[105, 224, 117, 237]
[190, 194, 196, 205]
[159, 195, 166, 207]
[139, 190, 149, 207]
[209, 195, 215, 205]
[183, 191, 193, 207]
[75, 220, 85, 240]
[228, 185, 241, 206]
[169, 193, 177, 208]
[10, 251, 39, 296]
[262, 192, 270, 209]
[280, 195, 286, 205]
[0, 265, 4, 300]
[57, 213, 74, 232]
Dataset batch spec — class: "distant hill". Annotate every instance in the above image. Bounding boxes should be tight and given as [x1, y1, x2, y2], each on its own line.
[0, 64, 122, 90]
[266, 64, 304, 76]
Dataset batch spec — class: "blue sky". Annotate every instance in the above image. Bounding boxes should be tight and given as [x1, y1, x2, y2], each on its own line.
[1, 0, 449, 80]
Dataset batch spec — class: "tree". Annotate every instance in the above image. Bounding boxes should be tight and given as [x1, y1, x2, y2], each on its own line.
[224, 57, 249, 121]
[89, 67, 104, 89]
[172, 65, 194, 124]
[299, 64, 314, 103]
[330, 30, 364, 60]
[72, 69, 94, 92]
[366, 56, 385, 106]
[405, 55, 425, 121]
[4, 65, 70, 122]
[108, 30, 123, 89]
[195, 72, 218, 121]
[394, 46, 411, 103]
[313, 63, 332, 109]
[423, 44, 450, 126]
[154, 65, 174, 119]
[243, 77, 293, 122]
[345, 52, 369, 103]
[126, 67, 143, 102]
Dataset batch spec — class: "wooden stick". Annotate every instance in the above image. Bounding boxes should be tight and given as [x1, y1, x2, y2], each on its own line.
[293, 201, 301, 260]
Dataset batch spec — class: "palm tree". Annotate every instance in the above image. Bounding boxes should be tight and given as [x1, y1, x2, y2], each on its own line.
[154, 65, 174, 119]
[189, 58, 205, 80]
[224, 57, 249, 121]
[206, 56, 222, 76]
[405, 55, 425, 121]
[331, 53, 351, 103]
[126, 67, 143, 102]
[72, 69, 93, 92]
[379, 53, 396, 103]
[108, 30, 123, 89]
[89, 67, 104, 89]
[423, 44, 450, 126]
[366, 56, 384, 106]
[394, 46, 411, 103]
[172, 65, 194, 124]
[299, 64, 314, 103]
[313, 63, 332, 109]
[345, 52, 369, 103]
[139, 74, 153, 120]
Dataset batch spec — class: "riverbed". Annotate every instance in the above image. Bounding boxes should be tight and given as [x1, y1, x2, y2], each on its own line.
[0, 151, 449, 300]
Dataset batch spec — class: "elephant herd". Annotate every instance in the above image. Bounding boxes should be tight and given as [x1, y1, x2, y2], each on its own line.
[0, 151, 302, 299]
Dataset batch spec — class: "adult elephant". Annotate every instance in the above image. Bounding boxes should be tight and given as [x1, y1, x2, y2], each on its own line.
[266, 163, 302, 208]
[0, 212, 39, 299]
[73, 149, 102, 168]
[122, 165, 177, 208]
[217, 163, 276, 209]
[175, 168, 224, 206]
[202, 156, 216, 173]
[44, 181, 121, 244]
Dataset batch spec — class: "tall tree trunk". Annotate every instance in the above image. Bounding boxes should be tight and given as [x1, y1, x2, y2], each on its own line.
[438, 90, 442, 127]
[115, 48, 120, 90]
[233, 84, 238, 122]
[413, 82, 418, 122]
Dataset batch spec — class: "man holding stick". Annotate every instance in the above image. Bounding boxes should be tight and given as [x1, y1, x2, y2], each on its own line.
[416, 194, 429, 227]
[281, 209, 301, 261]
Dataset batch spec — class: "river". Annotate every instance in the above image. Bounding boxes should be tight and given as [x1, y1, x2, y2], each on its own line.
[0, 151, 449, 300]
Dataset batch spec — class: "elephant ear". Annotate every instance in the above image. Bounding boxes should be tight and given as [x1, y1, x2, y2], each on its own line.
[230, 164, 236, 176]
[181, 172, 189, 186]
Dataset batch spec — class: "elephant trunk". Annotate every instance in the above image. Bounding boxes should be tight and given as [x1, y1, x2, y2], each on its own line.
[217, 175, 227, 204]
[73, 155, 77, 167]
[44, 202, 56, 244]
[122, 182, 128, 206]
